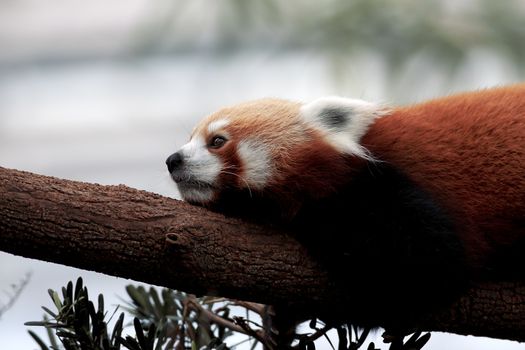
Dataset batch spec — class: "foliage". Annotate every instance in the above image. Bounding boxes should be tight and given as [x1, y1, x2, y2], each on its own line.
[120, 285, 244, 349]
[294, 320, 430, 350]
[26, 278, 432, 350]
[121, 0, 525, 102]
[26, 277, 127, 350]
[25, 278, 257, 350]
[136, 0, 525, 73]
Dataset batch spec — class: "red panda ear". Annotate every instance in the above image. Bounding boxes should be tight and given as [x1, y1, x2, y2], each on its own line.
[299, 96, 386, 159]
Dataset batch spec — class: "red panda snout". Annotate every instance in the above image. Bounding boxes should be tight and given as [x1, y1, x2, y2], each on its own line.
[167, 133, 224, 204]
[168, 117, 278, 205]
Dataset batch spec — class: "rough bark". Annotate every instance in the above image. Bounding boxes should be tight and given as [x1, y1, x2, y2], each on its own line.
[0, 166, 524, 342]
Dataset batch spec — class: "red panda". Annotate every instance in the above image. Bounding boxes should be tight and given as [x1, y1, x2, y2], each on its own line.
[166, 85, 525, 332]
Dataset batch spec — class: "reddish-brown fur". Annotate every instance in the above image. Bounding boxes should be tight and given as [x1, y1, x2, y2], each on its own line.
[191, 87, 524, 270]
[362, 85, 525, 268]
[197, 99, 360, 214]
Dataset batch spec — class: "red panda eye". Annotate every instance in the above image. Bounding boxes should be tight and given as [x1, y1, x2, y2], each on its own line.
[209, 136, 227, 149]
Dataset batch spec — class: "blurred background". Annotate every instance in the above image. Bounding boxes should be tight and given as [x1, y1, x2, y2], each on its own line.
[1, 0, 524, 349]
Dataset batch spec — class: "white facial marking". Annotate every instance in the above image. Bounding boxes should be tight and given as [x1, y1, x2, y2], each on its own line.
[176, 185, 215, 203]
[175, 134, 222, 203]
[300, 96, 385, 159]
[180, 135, 222, 183]
[207, 119, 230, 135]
[237, 139, 272, 189]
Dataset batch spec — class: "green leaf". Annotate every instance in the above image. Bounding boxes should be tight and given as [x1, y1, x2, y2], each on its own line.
[126, 286, 152, 317]
[28, 330, 50, 350]
[98, 294, 105, 315]
[147, 323, 157, 348]
[61, 287, 70, 306]
[103, 337, 111, 350]
[25, 321, 51, 327]
[134, 317, 149, 350]
[56, 330, 78, 339]
[119, 336, 142, 350]
[413, 333, 431, 349]
[161, 289, 179, 315]
[149, 288, 163, 319]
[74, 278, 84, 300]
[337, 326, 347, 350]
[111, 313, 125, 345]
[309, 318, 317, 329]
[356, 328, 370, 348]
[403, 330, 421, 348]
[45, 321, 60, 350]
[48, 290, 62, 310]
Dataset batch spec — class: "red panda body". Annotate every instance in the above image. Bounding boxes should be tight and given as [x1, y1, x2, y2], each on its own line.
[363, 85, 525, 272]
[166, 85, 525, 330]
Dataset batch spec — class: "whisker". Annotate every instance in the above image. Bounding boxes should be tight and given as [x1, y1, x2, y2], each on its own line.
[220, 170, 253, 198]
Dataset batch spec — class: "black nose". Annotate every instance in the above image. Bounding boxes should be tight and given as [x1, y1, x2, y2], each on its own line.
[166, 152, 183, 173]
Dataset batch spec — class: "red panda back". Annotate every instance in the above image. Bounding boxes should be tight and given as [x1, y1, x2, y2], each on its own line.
[362, 85, 525, 269]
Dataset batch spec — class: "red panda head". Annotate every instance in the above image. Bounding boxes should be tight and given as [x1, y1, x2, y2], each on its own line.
[166, 97, 383, 212]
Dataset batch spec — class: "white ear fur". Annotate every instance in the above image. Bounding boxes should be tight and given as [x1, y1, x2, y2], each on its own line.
[299, 96, 385, 159]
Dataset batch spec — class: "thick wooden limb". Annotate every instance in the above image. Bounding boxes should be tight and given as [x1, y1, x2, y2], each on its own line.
[0, 167, 332, 306]
[0, 166, 524, 342]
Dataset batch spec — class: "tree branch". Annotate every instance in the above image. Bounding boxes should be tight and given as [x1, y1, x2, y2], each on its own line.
[0, 166, 524, 342]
